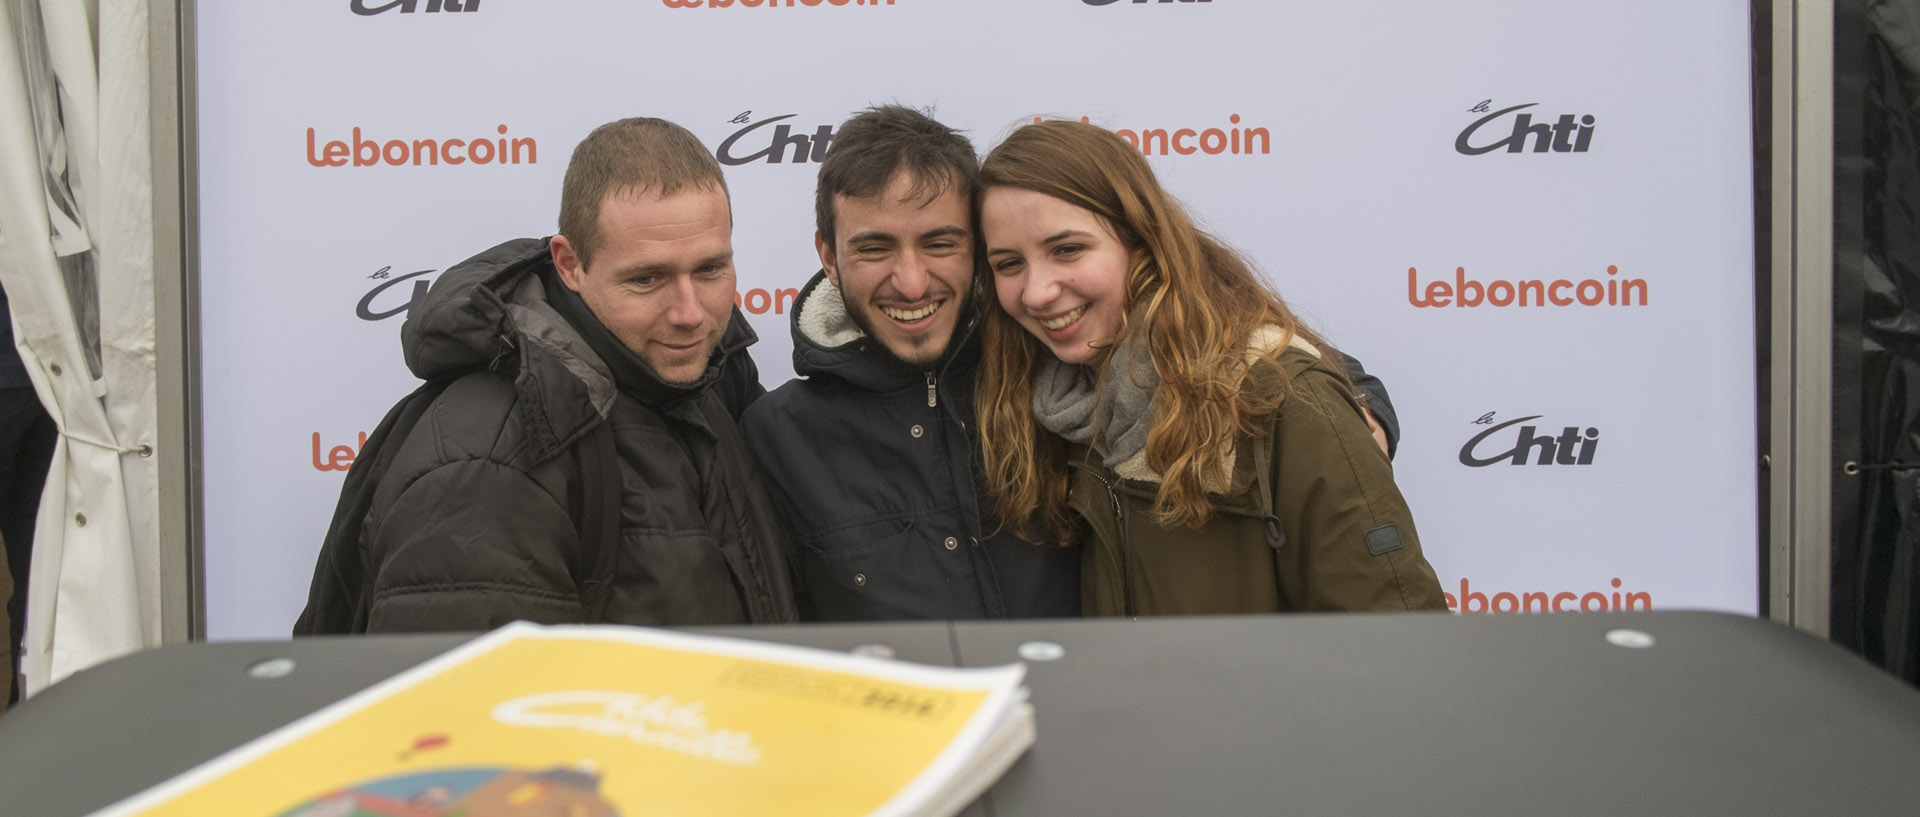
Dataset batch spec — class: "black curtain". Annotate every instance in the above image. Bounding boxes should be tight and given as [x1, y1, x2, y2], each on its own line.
[1832, 0, 1920, 686]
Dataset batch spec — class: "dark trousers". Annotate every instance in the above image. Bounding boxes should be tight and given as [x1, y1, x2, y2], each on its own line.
[0, 387, 57, 706]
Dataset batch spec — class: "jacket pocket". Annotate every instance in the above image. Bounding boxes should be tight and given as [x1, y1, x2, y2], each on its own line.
[797, 515, 915, 555]
[797, 516, 972, 620]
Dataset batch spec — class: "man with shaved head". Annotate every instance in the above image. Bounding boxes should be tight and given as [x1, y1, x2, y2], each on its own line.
[299, 118, 797, 632]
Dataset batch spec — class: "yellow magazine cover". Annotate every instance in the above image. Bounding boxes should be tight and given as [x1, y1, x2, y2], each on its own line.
[89, 623, 1031, 817]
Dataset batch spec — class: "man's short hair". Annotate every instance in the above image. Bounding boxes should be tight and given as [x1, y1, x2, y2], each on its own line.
[558, 117, 729, 268]
[815, 105, 979, 246]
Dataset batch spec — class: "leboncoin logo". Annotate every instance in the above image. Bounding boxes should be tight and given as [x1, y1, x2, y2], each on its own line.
[1407, 265, 1647, 309]
[1038, 115, 1270, 157]
[306, 125, 536, 168]
[736, 286, 799, 316]
[351, 0, 479, 14]
[1446, 577, 1650, 614]
[1455, 99, 1597, 155]
[663, 0, 894, 8]
[313, 431, 367, 472]
[1084, 0, 1212, 5]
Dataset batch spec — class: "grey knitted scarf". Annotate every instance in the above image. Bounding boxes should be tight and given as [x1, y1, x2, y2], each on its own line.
[1031, 336, 1158, 469]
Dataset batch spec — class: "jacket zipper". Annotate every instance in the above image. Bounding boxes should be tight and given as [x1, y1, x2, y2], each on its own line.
[1085, 466, 1136, 617]
[926, 367, 1006, 616]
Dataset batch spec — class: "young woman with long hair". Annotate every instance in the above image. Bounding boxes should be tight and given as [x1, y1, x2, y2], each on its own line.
[974, 119, 1446, 615]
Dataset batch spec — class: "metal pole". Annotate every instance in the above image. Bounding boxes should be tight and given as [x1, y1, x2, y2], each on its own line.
[151, 0, 200, 642]
[1768, 0, 1833, 637]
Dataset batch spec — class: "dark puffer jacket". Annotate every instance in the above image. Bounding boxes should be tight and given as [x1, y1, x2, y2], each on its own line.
[358, 238, 798, 631]
[741, 272, 1081, 620]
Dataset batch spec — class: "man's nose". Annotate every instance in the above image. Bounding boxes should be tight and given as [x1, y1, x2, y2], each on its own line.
[891, 250, 931, 301]
[664, 276, 706, 327]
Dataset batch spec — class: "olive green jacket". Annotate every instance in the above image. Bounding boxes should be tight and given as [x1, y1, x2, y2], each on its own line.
[1069, 345, 1447, 616]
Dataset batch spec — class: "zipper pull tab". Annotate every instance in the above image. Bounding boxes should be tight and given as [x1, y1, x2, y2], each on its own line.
[1097, 473, 1124, 520]
[488, 332, 517, 371]
[926, 372, 938, 408]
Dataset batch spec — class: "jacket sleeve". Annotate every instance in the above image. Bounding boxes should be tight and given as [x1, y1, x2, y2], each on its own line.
[364, 457, 587, 632]
[1339, 351, 1400, 459]
[739, 399, 819, 621]
[1271, 364, 1447, 612]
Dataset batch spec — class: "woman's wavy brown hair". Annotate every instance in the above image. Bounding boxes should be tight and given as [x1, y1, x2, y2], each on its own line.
[974, 119, 1338, 545]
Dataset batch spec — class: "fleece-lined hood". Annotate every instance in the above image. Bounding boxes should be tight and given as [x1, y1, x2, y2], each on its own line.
[786, 269, 978, 394]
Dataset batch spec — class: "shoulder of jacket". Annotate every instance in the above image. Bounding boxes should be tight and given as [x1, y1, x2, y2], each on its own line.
[740, 376, 807, 435]
[396, 371, 543, 472]
[1235, 331, 1329, 406]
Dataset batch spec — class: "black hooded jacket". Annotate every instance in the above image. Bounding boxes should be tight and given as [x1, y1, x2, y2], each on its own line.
[741, 271, 1081, 620]
[353, 238, 798, 631]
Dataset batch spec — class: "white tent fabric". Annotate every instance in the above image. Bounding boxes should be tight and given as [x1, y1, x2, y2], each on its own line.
[0, 0, 157, 694]
[91, 0, 160, 682]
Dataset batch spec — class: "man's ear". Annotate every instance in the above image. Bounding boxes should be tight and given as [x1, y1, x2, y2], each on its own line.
[815, 231, 839, 287]
[551, 234, 585, 292]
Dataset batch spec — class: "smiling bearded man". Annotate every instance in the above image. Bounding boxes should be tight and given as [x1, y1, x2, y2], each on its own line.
[739, 106, 1082, 621]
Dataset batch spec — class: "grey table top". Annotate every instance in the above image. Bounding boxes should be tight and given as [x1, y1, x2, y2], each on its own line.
[2, 611, 1917, 816]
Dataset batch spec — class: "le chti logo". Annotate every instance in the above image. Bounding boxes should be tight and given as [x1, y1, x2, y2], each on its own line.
[359, 266, 438, 322]
[1040, 115, 1270, 157]
[1459, 412, 1599, 468]
[717, 112, 835, 166]
[357, 264, 796, 325]
[352, 0, 478, 14]
[1456, 99, 1597, 155]
[1447, 577, 1651, 614]
[664, 0, 894, 8]
[307, 125, 536, 168]
[1407, 265, 1647, 309]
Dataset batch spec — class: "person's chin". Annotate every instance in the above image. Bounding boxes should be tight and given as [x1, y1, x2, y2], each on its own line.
[657, 368, 706, 386]
[1016, 329, 1077, 366]
[646, 344, 714, 384]
[880, 338, 946, 368]
[872, 318, 954, 367]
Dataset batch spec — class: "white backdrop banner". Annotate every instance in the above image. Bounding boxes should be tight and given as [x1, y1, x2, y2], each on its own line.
[196, 0, 1759, 639]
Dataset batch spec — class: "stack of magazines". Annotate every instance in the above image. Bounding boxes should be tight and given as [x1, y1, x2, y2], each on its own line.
[90, 623, 1035, 817]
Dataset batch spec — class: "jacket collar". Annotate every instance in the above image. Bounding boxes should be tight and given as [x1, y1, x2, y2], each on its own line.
[401, 237, 755, 463]
[787, 269, 979, 394]
[1084, 329, 1323, 521]
[541, 265, 758, 409]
